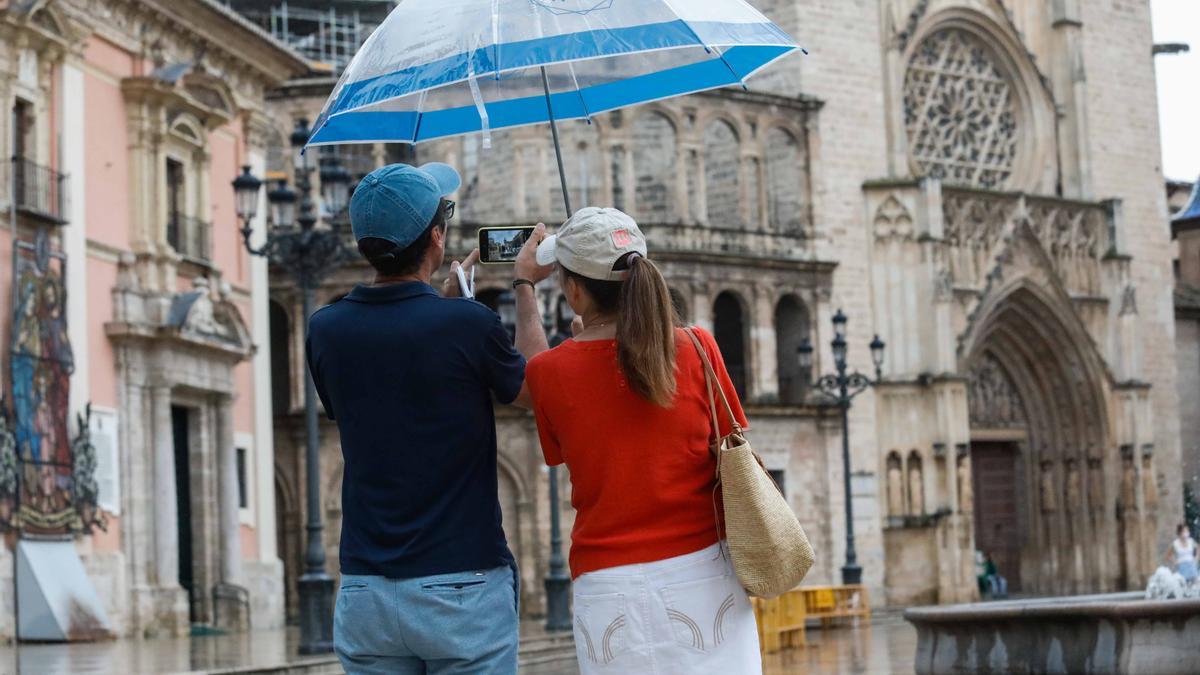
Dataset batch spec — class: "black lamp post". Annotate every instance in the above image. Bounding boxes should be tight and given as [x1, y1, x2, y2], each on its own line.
[494, 288, 572, 631]
[798, 309, 885, 586]
[538, 287, 571, 631]
[231, 118, 353, 655]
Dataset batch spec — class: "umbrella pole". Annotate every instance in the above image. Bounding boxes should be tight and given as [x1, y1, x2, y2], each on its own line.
[540, 66, 573, 220]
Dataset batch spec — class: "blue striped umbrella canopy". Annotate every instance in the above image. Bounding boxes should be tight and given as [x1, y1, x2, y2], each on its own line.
[307, 0, 801, 214]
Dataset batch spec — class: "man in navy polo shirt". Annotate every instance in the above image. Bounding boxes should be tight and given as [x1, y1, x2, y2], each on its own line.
[307, 163, 542, 674]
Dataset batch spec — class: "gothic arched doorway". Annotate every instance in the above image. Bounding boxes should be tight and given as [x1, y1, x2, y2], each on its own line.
[963, 284, 1112, 596]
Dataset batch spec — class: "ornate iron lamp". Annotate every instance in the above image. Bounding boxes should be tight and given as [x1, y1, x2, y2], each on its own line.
[231, 118, 353, 655]
[798, 311, 885, 586]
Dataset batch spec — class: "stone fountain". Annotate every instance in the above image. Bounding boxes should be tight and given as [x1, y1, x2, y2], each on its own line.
[904, 572, 1200, 674]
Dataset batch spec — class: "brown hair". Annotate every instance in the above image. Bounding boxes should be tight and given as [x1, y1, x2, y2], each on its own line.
[565, 253, 678, 406]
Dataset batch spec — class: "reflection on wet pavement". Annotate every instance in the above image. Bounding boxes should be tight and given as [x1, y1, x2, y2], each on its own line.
[0, 628, 315, 675]
[763, 615, 917, 675]
[0, 616, 916, 674]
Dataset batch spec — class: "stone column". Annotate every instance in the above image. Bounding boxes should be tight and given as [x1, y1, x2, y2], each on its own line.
[152, 384, 179, 589]
[692, 284, 713, 333]
[217, 394, 242, 585]
[751, 284, 778, 400]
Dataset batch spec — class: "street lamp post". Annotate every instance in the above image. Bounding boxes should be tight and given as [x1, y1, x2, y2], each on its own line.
[797, 310, 885, 586]
[495, 288, 573, 631]
[231, 118, 353, 655]
[539, 286, 572, 631]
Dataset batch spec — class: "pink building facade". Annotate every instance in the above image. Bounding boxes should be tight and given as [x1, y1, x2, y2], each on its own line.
[0, 0, 306, 637]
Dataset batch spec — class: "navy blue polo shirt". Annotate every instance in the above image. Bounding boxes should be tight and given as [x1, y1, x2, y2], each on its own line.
[306, 282, 524, 579]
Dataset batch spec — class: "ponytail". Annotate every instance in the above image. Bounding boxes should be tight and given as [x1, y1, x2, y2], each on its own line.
[616, 255, 677, 406]
[565, 254, 679, 406]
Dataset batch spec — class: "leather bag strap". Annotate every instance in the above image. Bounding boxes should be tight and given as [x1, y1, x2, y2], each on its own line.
[684, 328, 741, 442]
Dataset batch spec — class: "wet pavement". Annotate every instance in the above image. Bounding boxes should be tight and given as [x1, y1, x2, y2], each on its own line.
[0, 628, 308, 674]
[0, 615, 917, 674]
[763, 614, 917, 675]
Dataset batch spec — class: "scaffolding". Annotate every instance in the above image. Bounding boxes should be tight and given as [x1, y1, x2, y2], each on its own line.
[227, 1, 395, 73]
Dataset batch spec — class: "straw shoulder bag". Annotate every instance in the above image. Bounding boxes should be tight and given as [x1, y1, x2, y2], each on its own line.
[685, 328, 815, 599]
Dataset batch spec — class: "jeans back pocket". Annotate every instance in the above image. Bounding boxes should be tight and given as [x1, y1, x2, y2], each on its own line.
[659, 574, 743, 653]
[420, 573, 489, 594]
[574, 592, 629, 666]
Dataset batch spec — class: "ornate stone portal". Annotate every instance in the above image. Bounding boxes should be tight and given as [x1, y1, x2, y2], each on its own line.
[107, 259, 256, 635]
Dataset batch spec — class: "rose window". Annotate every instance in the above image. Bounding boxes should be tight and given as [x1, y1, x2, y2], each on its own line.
[904, 29, 1019, 189]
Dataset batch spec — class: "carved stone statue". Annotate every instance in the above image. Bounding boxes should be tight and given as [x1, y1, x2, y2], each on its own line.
[1040, 460, 1057, 513]
[1087, 457, 1104, 518]
[968, 354, 1026, 429]
[1065, 459, 1081, 514]
[1119, 449, 1138, 514]
[1141, 452, 1157, 512]
[957, 454, 973, 515]
[908, 453, 924, 516]
[887, 453, 904, 517]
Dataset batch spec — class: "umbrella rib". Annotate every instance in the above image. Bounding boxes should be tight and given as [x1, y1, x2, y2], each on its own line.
[412, 90, 427, 143]
[568, 62, 593, 122]
[490, 0, 501, 79]
[658, 0, 746, 86]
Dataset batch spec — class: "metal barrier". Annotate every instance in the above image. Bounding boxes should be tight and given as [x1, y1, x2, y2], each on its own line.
[753, 585, 872, 654]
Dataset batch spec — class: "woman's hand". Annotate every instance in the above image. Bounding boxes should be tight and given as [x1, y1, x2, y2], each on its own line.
[441, 249, 480, 298]
[514, 223, 554, 284]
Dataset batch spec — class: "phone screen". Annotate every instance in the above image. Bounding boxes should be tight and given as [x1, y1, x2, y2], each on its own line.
[478, 227, 535, 264]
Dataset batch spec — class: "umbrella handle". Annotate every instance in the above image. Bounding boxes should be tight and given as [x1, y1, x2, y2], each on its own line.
[540, 66, 573, 221]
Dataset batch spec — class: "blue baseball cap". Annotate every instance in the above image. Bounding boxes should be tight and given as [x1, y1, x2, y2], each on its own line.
[350, 162, 461, 248]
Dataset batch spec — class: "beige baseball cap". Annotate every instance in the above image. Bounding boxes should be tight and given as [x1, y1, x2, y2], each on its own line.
[536, 207, 648, 281]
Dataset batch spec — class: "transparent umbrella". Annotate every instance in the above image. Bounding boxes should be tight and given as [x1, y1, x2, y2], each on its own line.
[306, 0, 803, 217]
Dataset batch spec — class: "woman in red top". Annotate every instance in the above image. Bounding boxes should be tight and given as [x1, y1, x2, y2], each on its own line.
[518, 207, 761, 674]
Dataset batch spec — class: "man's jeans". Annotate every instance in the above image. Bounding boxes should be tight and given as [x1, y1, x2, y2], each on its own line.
[334, 564, 519, 674]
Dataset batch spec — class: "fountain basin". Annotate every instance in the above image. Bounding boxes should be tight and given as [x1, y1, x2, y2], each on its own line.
[904, 592, 1200, 674]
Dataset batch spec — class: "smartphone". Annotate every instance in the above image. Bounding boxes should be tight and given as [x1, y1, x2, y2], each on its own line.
[478, 226, 536, 265]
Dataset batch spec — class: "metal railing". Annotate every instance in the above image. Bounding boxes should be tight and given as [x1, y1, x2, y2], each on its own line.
[167, 214, 213, 263]
[11, 156, 69, 224]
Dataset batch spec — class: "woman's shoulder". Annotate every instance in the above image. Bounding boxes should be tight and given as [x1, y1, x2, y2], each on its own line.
[675, 325, 714, 342]
[528, 341, 581, 373]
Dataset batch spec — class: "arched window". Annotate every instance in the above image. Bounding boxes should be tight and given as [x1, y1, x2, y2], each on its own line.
[766, 128, 805, 233]
[704, 119, 741, 227]
[269, 301, 291, 415]
[633, 113, 677, 221]
[774, 295, 810, 404]
[713, 291, 748, 399]
[669, 288, 690, 325]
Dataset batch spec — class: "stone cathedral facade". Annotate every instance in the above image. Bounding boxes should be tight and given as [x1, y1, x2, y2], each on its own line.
[267, 0, 1182, 617]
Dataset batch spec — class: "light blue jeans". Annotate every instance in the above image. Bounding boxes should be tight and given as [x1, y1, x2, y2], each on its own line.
[334, 564, 519, 675]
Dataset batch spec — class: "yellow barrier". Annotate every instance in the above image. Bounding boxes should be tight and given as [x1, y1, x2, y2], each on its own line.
[752, 585, 871, 654]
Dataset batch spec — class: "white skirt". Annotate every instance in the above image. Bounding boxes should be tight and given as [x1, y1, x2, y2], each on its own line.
[572, 542, 762, 675]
